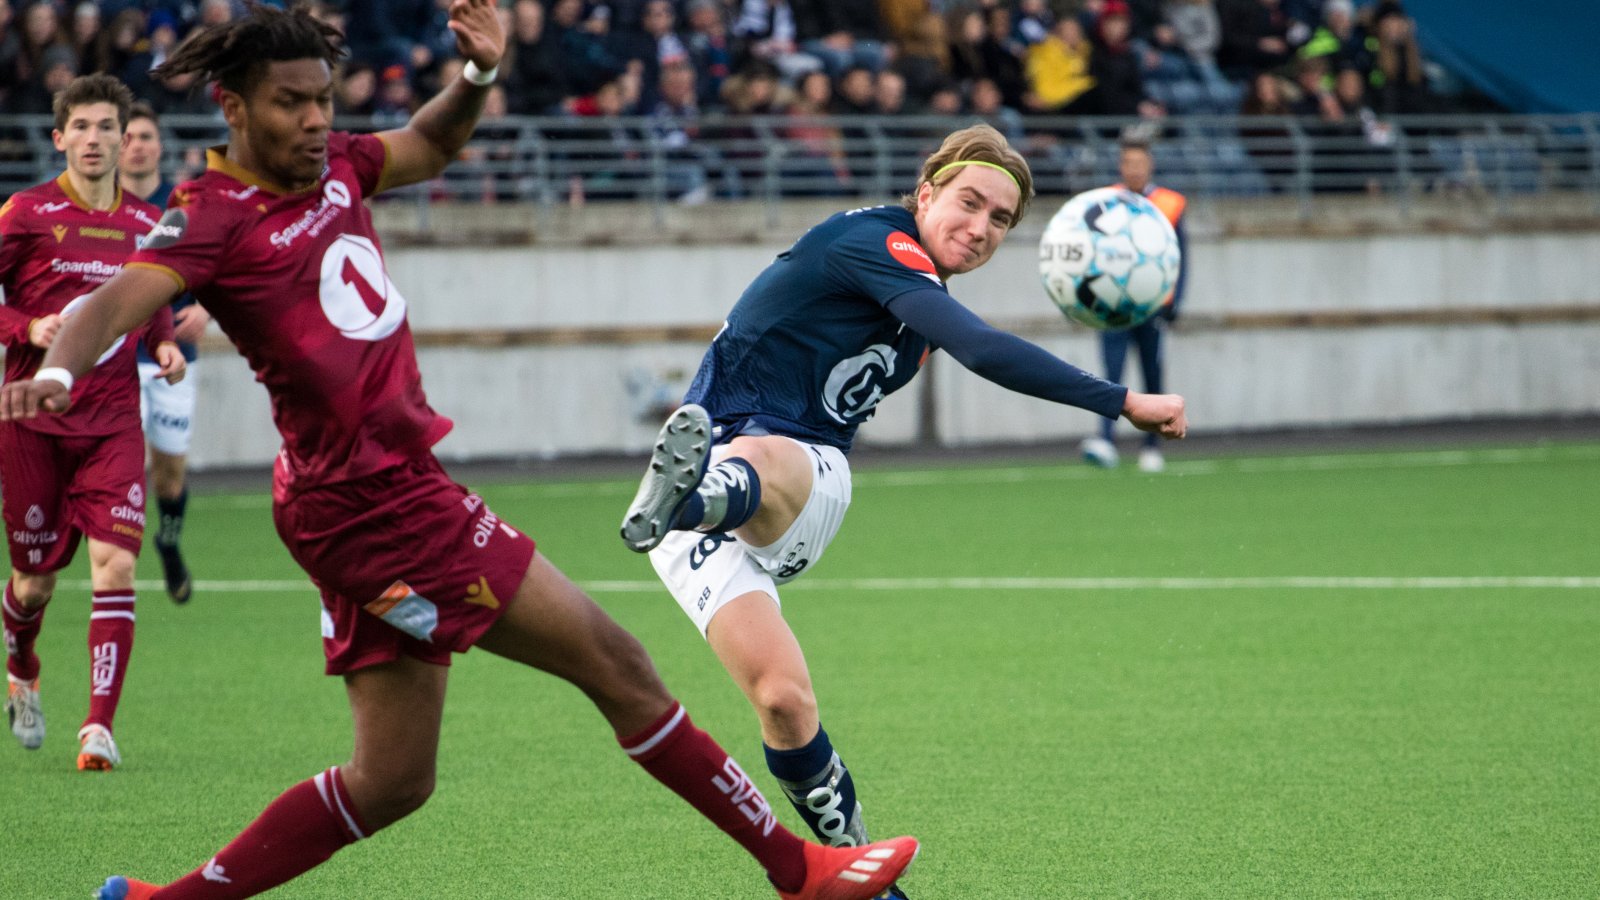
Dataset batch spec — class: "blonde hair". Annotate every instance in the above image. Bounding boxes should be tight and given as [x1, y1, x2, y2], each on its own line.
[901, 123, 1035, 226]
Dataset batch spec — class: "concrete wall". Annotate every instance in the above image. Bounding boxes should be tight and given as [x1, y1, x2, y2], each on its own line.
[181, 226, 1600, 469]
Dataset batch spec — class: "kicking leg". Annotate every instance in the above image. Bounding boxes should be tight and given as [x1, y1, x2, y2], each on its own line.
[708, 593, 870, 848]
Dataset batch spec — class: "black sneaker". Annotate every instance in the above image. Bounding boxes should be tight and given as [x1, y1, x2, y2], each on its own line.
[158, 545, 192, 605]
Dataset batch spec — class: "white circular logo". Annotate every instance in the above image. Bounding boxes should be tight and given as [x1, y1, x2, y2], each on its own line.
[60, 294, 124, 366]
[128, 483, 143, 506]
[822, 344, 898, 425]
[24, 505, 44, 530]
[317, 234, 407, 342]
[323, 180, 352, 209]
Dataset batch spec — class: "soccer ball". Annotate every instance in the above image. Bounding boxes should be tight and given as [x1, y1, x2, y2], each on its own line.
[1038, 187, 1181, 331]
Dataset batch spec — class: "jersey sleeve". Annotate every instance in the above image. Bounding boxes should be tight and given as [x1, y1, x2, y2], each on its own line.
[822, 217, 950, 307]
[0, 198, 36, 345]
[340, 131, 390, 199]
[124, 187, 230, 294]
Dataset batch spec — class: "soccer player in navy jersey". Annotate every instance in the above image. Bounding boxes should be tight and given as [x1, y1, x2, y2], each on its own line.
[1, 4, 915, 898]
[122, 102, 210, 603]
[0, 73, 184, 773]
[621, 123, 1188, 897]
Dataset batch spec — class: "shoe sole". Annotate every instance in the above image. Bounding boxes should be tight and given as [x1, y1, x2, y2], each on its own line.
[620, 405, 712, 554]
[78, 753, 116, 771]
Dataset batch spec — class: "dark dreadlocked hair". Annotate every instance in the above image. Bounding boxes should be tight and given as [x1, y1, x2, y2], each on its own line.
[151, 2, 346, 98]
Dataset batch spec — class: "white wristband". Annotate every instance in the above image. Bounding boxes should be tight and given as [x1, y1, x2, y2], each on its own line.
[34, 366, 73, 392]
[463, 60, 498, 86]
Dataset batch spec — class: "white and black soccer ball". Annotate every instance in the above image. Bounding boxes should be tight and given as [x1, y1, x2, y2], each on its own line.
[1038, 187, 1181, 331]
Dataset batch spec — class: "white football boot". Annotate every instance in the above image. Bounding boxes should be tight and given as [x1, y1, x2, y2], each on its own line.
[621, 404, 713, 553]
[6, 675, 44, 749]
[1080, 437, 1119, 469]
[1138, 447, 1166, 473]
[77, 723, 121, 771]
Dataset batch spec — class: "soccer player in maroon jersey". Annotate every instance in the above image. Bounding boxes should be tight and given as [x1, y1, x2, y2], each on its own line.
[1, 4, 915, 898]
[0, 73, 186, 773]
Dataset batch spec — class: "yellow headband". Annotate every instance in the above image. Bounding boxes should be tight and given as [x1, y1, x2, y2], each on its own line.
[930, 159, 1020, 190]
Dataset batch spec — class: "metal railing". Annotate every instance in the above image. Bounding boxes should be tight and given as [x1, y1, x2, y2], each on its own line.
[3, 112, 1596, 219]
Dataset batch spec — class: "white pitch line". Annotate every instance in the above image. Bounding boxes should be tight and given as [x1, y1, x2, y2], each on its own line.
[61, 575, 1600, 594]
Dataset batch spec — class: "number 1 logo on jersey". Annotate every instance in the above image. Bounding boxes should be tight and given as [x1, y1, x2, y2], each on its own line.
[318, 234, 406, 341]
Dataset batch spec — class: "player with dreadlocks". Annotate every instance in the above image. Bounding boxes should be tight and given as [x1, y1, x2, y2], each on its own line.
[0, 2, 919, 898]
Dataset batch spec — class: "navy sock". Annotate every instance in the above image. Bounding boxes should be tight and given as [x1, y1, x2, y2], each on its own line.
[672, 457, 761, 533]
[156, 489, 188, 551]
[764, 725, 867, 847]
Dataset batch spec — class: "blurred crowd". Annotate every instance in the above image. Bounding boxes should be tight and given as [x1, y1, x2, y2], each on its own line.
[0, 0, 1480, 123]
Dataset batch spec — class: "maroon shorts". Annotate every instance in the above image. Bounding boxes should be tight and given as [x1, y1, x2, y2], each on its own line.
[272, 455, 537, 675]
[0, 422, 145, 573]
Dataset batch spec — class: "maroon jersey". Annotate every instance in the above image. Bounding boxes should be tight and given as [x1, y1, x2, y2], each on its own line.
[126, 134, 452, 491]
[0, 175, 164, 436]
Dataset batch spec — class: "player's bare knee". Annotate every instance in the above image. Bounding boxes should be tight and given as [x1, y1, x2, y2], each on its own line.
[345, 762, 435, 826]
[595, 624, 671, 707]
[748, 674, 817, 736]
[9, 572, 54, 610]
[88, 546, 137, 592]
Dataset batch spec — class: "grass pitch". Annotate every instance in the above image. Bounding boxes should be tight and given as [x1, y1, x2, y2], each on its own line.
[3, 442, 1597, 897]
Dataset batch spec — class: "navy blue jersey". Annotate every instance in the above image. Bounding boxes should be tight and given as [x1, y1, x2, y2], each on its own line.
[685, 206, 946, 453]
[134, 179, 199, 364]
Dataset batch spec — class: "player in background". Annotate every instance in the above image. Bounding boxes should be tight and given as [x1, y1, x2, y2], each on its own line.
[620, 124, 1187, 897]
[122, 102, 209, 603]
[0, 74, 185, 772]
[1080, 134, 1188, 472]
[0, 4, 916, 898]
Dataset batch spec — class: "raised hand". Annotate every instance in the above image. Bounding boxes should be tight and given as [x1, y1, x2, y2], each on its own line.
[447, 0, 504, 71]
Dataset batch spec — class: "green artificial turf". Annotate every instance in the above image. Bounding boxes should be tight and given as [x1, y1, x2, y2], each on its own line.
[3, 442, 1596, 897]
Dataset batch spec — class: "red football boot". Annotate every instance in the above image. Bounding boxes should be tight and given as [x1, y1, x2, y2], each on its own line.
[777, 836, 920, 900]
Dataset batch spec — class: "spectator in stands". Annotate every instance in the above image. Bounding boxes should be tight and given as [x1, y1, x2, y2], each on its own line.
[979, 3, 1028, 109]
[70, 2, 109, 75]
[121, 9, 180, 100]
[103, 8, 146, 84]
[550, 0, 628, 96]
[1297, 0, 1371, 81]
[373, 63, 417, 125]
[1090, 0, 1163, 117]
[792, 0, 888, 76]
[685, 0, 732, 110]
[874, 67, 907, 115]
[833, 64, 876, 115]
[783, 69, 851, 195]
[877, 0, 926, 45]
[622, 0, 691, 112]
[0, 0, 25, 108]
[1014, 0, 1053, 47]
[1152, 0, 1235, 113]
[1291, 55, 1339, 119]
[343, 0, 440, 70]
[732, 0, 824, 82]
[1023, 15, 1095, 114]
[1238, 70, 1295, 191]
[946, 8, 985, 87]
[651, 61, 715, 203]
[504, 0, 569, 115]
[892, 12, 950, 110]
[1218, 0, 1295, 80]
[1368, 0, 1432, 115]
[970, 76, 1027, 145]
[924, 80, 962, 115]
[721, 58, 787, 115]
[17, 0, 68, 84]
[336, 61, 378, 116]
[10, 42, 74, 115]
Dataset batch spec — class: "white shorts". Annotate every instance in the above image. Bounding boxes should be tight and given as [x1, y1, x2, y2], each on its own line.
[648, 439, 851, 637]
[138, 359, 198, 456]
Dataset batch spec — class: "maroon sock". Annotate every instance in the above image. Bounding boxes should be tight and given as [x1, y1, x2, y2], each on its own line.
[3, 581, 46, 682]
[620, 702, 808, 892]
[156, 767, 368, 898]
[84, 590, 135, 730]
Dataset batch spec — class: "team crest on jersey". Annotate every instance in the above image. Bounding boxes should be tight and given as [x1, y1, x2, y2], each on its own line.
[24, 505, 44, 530]
[128, 483, 143, 506]
[323, 180, 352, 209]
[822, 343, 898, 424]
[317, 234, 407, 341]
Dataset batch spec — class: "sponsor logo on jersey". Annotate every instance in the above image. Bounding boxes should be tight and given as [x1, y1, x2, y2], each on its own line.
[112, 523, 141, 538]
[110, 505, 146, 526]
[51, 224, 68, 243]
[24, 505, 44, 530]
[224, 185, 259, 203]
[128, 483, 143, 506]
[131, 208, 158, 228]
[77, 226, 126, 241]
[34, 200, 71, 216]
[885, 231, 936, 274]
[50, 258, 122, 280]
[269, 188, 347, 249]
[138, 208, 187, 249]
[323, 179, 352, 208]
[821, 344, 898, 424]
[463, 575, 500, 610]
[10, 529, 59, 545]
[471, 506, 500, 548]
[713, 757, 778, 836]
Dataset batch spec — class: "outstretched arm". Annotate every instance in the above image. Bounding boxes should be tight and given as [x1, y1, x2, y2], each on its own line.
[887, 287, 1187, 437]
[372, 0, 505, 194]
[0, 266, 181, 419]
